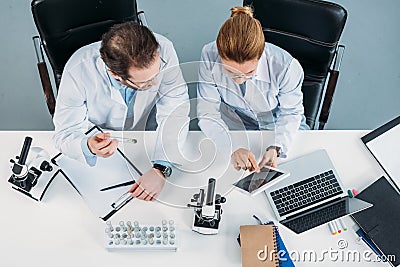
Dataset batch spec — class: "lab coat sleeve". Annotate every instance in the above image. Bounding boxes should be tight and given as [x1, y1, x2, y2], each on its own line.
[197, 46, 231, 153]
[273, 58, 304, 157]
[152, 41, 190, 163]
[53, 71, 91, 164]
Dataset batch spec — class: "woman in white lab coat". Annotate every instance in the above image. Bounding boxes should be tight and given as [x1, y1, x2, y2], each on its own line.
[53, 22, 189, 201]
[197, 6, 309, 172]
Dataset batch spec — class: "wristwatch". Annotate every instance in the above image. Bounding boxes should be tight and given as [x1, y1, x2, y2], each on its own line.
[152, 163, 172, 178]
[266, 146, 281, 157]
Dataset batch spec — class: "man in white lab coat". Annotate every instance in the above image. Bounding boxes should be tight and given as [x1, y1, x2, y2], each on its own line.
[53, 22, 189, 201]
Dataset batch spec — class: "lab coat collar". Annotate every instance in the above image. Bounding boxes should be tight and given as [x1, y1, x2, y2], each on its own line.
[210, 55, 223, 75]
[254, 50, 271, 83]
[100, 61, 127, 106]
[210, 49, 270, 83]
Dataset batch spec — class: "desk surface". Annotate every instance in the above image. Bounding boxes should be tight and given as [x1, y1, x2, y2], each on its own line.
[0, 131, 390, 267]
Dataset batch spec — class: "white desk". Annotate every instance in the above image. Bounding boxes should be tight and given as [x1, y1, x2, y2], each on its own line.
[0, 131, 391, 267]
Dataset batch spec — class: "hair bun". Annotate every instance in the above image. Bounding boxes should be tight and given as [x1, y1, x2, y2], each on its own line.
[230, 6, 253, 18]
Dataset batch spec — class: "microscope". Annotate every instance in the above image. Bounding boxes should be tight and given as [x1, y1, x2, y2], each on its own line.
[8, 136, 59, 201]
[188, 178, 226, 235]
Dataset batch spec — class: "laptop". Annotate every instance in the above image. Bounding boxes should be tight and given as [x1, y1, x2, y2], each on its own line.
[264, 149, 372, 234]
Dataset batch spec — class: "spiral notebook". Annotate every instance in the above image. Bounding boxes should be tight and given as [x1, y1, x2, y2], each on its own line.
[240, 225, 279, 267]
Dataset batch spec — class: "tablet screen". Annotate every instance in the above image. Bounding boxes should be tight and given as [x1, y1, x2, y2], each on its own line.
[233, 168, 285, 194]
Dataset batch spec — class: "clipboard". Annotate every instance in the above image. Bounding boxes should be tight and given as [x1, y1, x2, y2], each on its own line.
[361, 115, 400, 192]
[52, 126, 142, 221]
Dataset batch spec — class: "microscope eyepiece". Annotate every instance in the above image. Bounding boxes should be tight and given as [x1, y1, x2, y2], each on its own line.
[18, 137, 32, 165]
[206, 178, 216, 206]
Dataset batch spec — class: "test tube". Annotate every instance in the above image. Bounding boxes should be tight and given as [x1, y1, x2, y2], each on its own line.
[106, 221, 114, 232]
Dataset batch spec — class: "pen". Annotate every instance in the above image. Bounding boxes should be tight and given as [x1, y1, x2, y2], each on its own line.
[356, 229, 383, 258]
[100, 180, 135, 191]
[339, 218, 347, 231]
[334, 220, 342, 233]
[331, 221, 339, 235]
[328, 222, 337, 235]
[109, 135, 137, 144]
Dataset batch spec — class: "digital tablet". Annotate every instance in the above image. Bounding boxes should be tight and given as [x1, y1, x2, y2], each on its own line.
[233, 167, 290, 196]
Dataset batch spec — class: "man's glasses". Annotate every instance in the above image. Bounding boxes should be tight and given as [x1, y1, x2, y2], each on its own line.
[125, 58, 167, 91]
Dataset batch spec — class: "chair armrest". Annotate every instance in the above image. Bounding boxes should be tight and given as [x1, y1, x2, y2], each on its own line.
[318, 45, 345, 129]
[33, 36, 56, 116]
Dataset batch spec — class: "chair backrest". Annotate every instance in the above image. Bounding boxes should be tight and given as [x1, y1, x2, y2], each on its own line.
[243, 0, 347, 129]
[31, 0, 139, 87]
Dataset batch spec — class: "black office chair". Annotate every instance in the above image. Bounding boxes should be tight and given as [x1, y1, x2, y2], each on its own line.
[31, 0, 145, 116]
[243, 0, 347, 129]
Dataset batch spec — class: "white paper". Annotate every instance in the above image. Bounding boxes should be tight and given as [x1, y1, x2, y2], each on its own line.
[55, 149, 140, 219]
[366, 124, 400, 188]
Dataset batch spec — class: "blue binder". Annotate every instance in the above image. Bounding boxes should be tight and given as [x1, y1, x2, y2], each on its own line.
[266, 221, 294, 267]
[238, 215, 295, 267]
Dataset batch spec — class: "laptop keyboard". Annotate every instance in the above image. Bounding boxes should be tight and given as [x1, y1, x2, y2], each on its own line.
[270, 170, 343, 216]
[281, 198, 346, 234]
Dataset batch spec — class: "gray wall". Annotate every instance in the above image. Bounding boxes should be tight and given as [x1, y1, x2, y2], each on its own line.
[0, 0, 399, 130]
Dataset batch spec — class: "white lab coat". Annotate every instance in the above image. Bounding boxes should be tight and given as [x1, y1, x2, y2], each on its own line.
[53, 33, 189, 164]
[197, 42, 307, 156]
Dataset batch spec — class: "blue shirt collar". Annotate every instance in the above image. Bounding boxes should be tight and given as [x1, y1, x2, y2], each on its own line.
[105, 68, 127, 91]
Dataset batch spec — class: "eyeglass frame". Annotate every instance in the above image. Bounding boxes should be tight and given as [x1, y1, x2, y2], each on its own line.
[222, 65, 256, 81]
[123, 57, 168, 90]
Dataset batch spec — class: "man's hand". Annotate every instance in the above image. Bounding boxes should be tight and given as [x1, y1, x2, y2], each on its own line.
[129, 168, 166, 201]
[87, 132, 118, 158]
[231, 148, 260, 172]
[258, 148, 278, 168]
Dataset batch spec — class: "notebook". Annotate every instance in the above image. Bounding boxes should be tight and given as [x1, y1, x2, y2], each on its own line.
[240, 225, 279, 267]
[351, 176, 400, 267]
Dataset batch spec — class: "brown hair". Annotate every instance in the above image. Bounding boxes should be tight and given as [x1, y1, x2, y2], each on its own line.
[216, 6, 265, 63]
[100, 22, 159, 79]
